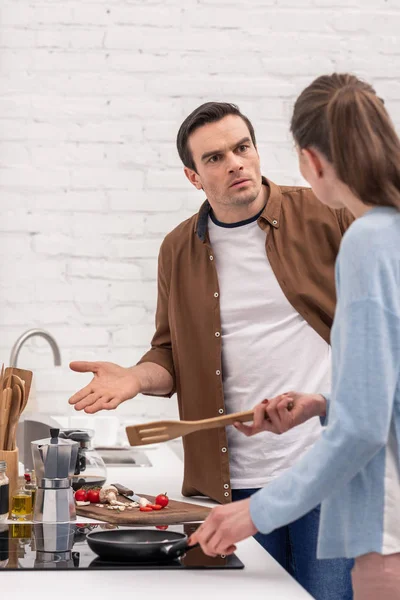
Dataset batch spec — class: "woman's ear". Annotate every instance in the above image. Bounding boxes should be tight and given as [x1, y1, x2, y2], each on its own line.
[184, 167, 203, 190]
[301, 148, 324, 179]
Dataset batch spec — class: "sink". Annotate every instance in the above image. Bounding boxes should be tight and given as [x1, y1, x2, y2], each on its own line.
[95, 447, 152, 467]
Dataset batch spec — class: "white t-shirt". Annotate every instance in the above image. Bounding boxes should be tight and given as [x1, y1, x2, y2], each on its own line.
[208, 212, 331, 489]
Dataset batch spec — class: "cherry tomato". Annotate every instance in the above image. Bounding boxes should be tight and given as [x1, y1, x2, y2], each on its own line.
[74, 489, 87, 502]
[86, 489, 100, 504]
[156, 525, 169, 530]
[155, 493, 169, 508]
[140, 506, 153, 512]
[148, 504, 163, 510]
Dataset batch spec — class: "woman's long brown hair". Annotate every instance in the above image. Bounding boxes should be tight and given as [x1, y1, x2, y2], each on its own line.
[290, 73, 400, 209]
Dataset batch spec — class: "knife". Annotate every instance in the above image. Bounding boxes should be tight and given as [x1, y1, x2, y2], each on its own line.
[111, 483, 143, 504]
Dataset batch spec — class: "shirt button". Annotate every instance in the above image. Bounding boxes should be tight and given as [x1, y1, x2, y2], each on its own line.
[272, 219, 278, 225]
[216, 370, 221, 376]
[224, 484, 229, 489]
[218, 408, 224, 414]
[215, 332, 220, 338]
[224, 492, 229, 497]
[209, 255, 214, 261]
[221, 447, 227, 453]
[214, 292, 219, 298]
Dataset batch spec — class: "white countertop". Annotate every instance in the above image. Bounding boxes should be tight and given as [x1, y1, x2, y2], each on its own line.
[4, 444, 312, 599]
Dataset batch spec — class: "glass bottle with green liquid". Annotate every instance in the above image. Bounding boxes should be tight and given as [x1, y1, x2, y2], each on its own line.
[10, 484, 32, 521]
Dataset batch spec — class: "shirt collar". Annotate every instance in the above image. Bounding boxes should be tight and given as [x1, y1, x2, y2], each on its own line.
[194, 176, 282, 242]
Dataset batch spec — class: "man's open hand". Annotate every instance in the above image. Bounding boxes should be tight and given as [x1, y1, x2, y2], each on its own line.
[68, 361, 140, 414]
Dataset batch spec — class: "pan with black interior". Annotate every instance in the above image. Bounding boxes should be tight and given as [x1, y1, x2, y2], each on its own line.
[86, 528, 199, 562]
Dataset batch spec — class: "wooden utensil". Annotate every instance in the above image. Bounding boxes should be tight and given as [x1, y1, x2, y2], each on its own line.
[10, 375, 25, 415]
[6, 384, 22, 451]
[126, 409, 255, 446]
[4, 367, 14, 391]
[4, 367, 32, 412]
[0, 388, 12, 450]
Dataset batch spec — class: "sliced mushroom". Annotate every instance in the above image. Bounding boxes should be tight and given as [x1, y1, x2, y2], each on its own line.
[138, 497, 151, 507]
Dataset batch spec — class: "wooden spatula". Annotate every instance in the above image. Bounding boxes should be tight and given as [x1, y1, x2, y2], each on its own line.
[3, 367, 13, 390]
[6, 384, 23, 450]
[10, 375, 25, 414]
[5, 367, 32, 412]
[126, 409, 255, 446]
[0, 388, 12, 450]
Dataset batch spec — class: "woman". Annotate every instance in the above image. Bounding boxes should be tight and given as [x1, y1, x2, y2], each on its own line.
[190, 73, 400, 599]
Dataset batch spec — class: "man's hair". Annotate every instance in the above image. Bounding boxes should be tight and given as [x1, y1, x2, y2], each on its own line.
[176, 102, 257, 172]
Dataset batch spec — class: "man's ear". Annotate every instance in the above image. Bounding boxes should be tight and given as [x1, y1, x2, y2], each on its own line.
[301, 148, 324, 178]
[184, 167, 203, 190]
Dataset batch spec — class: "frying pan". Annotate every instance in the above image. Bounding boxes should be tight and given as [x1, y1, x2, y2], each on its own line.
[86, 528, 199, 563]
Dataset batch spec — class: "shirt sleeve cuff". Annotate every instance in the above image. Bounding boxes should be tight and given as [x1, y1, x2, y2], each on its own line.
[137, 349, 176, 398]
[249, 488, 274, 535]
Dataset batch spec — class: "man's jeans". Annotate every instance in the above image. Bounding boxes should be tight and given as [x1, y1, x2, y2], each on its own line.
[232, 488, 354, 600]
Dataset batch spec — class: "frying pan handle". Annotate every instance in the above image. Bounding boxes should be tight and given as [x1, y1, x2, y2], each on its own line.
[162, 538, 200, 558]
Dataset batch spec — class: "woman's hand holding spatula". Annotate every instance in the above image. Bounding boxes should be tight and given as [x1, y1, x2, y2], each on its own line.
[233, 391, 326, 437]
[125, 396, 301, 447]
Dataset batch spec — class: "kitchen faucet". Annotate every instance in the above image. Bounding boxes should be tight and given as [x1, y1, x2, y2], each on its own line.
[9, 329, 62, 367]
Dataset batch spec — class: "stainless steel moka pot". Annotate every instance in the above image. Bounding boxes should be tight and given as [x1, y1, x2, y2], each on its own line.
[33, 522, 77, 568]
[31, 428, 78, 523]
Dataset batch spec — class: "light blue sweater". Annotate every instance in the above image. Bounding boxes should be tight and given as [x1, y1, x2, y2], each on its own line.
[250, 206, 400, 559]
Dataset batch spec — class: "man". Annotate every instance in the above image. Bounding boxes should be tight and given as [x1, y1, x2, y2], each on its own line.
[69, 102, 353, 599]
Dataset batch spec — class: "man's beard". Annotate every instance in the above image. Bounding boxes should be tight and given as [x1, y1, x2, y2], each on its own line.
[224, 189, 259, 206]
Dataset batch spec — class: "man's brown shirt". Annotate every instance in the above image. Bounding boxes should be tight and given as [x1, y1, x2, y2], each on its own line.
[139, 178, 354, 503]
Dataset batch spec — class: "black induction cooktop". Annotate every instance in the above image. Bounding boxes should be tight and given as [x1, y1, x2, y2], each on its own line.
[0, 522, 244, 571]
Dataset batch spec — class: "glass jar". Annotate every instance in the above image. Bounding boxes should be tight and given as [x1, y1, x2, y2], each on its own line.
[24, 473, 37, 509]
[0, 523, 8, 568]
[59, 429, 107, 491]
[10, 486, 32, 521]
[0, 462, 9, 522]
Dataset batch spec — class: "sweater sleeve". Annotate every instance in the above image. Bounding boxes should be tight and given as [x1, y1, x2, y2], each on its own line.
[250, 298, 400, 534]
[319, 393, 330, 427]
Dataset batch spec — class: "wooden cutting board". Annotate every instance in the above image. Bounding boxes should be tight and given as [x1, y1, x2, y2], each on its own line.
[76, 494, 212, 525]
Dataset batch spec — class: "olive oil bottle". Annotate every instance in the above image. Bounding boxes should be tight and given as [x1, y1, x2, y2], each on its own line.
[24, 473, 36, 509]
[10, 487, 32, 521]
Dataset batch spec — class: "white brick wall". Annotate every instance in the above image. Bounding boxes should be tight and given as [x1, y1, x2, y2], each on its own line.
[1, 0, 400, 433]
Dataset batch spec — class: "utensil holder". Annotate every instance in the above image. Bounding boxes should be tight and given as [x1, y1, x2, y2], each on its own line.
[0, 448, 19, 508]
